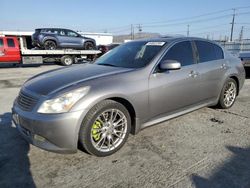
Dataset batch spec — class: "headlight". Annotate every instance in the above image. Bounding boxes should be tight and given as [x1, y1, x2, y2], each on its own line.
[37, 87, 90, 114]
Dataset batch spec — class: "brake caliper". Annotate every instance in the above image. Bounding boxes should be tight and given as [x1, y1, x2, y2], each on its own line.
[92, 120, 102, 141]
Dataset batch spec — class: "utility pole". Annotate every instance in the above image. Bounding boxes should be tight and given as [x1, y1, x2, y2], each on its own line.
[137, 24, 142, 39]
[239, 26, 244, 42]
[230, 9, 236, 42]
[131, 24, 134, 40]
[138, 24, 142, 32]
[187, 24, 190, 37]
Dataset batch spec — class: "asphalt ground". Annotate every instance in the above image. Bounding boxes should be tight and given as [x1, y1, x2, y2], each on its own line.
[0, 64, 250, 188]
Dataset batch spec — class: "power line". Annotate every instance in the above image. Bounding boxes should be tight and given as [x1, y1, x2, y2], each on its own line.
[139, 8, 233, 26]
[104, 7, 250, 38]
[142, 11, 250, 29]
[140, 7, 250, 26]
[142, 14, 232, 28]
[236, 11, 250, 16]
[192, 29, 229, 36]
[235, 23, 250, 25]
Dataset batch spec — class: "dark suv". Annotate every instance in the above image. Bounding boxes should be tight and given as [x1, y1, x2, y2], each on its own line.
[32, 28, 96, 50]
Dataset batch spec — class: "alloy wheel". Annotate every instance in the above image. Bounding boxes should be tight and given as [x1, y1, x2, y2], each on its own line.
[223, 81, 237, 107]
[90, 109, 128, 152]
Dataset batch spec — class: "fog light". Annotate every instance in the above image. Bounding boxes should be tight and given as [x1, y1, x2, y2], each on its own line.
[34, 134, 46, 142]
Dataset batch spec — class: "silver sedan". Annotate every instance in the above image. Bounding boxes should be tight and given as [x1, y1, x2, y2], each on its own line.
[12, 37, 245, 156]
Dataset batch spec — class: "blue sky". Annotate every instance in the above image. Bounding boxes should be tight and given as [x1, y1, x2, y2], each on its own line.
[1, 0, 250, 39]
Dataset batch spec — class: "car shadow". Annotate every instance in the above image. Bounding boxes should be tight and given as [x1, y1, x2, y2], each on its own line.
[192, 146, 250, 188]
[0, 112, 35, 187]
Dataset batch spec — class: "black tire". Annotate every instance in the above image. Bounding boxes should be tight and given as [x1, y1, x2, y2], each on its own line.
[217, 78, 238, 109]
[44, 40, 57, 50]
[61, 55, 74, 66]
[84, 41, 95, 50]
[79, 100, 131, 157]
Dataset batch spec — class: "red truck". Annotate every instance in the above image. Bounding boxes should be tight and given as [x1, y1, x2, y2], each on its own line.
[0, 36, 21, 63]
[0, 36, 100, 66]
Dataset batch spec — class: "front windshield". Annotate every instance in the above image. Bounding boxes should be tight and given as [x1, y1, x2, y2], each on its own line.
[95, 41, 166, 68]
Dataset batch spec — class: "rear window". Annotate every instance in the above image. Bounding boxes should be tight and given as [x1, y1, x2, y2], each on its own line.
[195, 41, 224, 63]
[7, 38, 15, 47]
[35, 29, 41, 33]
[214, 44, 224, 59]
[0, 39, 3, 47]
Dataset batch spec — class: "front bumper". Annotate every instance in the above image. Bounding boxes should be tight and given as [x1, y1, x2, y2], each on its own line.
[12, 104, 87, 154]
[32, 40, 42, 48]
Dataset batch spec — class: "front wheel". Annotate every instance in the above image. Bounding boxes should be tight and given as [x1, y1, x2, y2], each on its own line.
[84, 42, 95, 50]
[79, 100, 131, 157]
[217, 78, 238, 109]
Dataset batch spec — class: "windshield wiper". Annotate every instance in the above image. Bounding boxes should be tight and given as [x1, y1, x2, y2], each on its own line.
[99, 63, 117, 67]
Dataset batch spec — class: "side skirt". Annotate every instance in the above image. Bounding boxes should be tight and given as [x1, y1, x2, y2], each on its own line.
[140, 100, 216, 130]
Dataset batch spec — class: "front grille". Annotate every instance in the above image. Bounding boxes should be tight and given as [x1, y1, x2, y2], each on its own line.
[17, 91, 38, 111]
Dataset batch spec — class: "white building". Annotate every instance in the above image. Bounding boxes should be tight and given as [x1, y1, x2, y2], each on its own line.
[78, 32, 113, 45]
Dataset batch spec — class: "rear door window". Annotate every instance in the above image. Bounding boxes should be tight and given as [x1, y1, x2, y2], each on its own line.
[162, 41, 194, 66]
[7, 38, 15, 47]
[0, 39, 3, 47]
[195, 41, 223, 63]
[59, 29, 66, 36]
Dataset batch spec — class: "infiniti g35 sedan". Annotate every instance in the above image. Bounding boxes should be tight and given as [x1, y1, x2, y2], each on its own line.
[12, 37, 245, 156]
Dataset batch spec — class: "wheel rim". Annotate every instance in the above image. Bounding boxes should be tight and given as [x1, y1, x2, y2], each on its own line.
[64, 58, 72, 65]
[91, 109, 127, 152]
[45, 41, 56, 50]
[223, 81, 237, 107]
[85, 43, 93, 50]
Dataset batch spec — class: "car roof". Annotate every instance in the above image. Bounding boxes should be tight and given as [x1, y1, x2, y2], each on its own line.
[134, 36, 220, 45]
[36, 28, 73, 31]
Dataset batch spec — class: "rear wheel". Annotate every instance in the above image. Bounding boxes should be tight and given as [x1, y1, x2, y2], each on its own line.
[79, 100, 131, 157]
[44, 40, 57, 50]
[61, 55, 74, 66]
[218, 78, 237, 109]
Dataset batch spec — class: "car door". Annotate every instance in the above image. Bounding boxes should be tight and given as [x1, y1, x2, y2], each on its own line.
[66, 30, 82, 48]
[0, 37, 21, 63]
[149, 41, 202, 118]
[0, 37, 5, 61]
[57, 29, 81, 48]
[193, 40, 227, 101]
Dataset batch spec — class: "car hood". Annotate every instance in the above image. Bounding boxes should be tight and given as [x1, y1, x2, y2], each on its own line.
[23, 64, 132, 96]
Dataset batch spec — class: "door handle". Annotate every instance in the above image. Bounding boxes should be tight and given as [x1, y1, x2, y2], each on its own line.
[189, 70, 199, 78]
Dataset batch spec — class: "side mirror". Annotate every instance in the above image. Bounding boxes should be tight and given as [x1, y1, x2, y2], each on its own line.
[159, 60, 181, 71]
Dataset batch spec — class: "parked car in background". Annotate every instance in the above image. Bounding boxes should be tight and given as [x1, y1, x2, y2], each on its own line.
[97, 43, 120, 56]
[12, 37, 245, 157]
[239, 51, 250, 67]
[32, 28, 96, 50]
